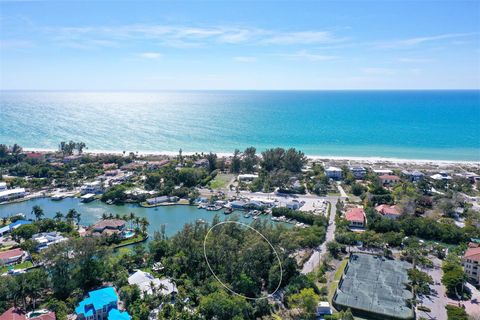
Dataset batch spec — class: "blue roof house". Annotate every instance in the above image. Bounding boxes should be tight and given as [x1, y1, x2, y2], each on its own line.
[75, 287, 130, 320]
[0, 220, 32, 236]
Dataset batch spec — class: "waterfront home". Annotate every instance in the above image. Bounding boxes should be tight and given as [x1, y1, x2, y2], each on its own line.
[238, 174, 258, 182]
[463, 247, 480, 285]
[379, 174, 400, 186]
[375, 204, 401, 219]
[0, 182, 6, 191]
[128, 270, 178, 297]
[80, 193, 96, 203]
[373, 169, 393, 175]
[81, 181, 104, 195]
[146, 196, 179, 205]
[90, 219, 126, 236]
[349, 166, 367, 180]
[0, 308, 55, 320]
[0, 220, 32, 236]
[345, 208, 366, 229]
[24, 151, 45, 162]
[76, 287, 130, 320]
[230, 200, 247, 210]
[0, 248, 26, 266]
[0, 188, 27, 202]
[325, 166, 343, 180]
[32, 232, 68, 251]
[146, 160, 170, 170]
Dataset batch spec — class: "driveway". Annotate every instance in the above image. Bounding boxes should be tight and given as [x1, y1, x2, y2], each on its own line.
[301, 197, 338, 274]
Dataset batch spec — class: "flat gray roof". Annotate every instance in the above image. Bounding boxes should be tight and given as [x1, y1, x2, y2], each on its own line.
[333, 253, 414, 320]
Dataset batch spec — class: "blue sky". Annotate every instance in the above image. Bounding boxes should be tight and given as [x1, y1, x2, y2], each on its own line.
[0, 1, 479, 90]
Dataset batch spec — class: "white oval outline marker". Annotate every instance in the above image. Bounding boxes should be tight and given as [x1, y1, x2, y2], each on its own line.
[203, 220, 283, 300]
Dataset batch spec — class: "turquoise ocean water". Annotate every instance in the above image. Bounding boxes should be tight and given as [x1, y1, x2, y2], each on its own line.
[1, 90, 479, 161]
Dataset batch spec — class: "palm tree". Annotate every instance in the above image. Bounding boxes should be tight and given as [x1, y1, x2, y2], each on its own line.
[66, 209, 77, 224]
[31, 205, 44, 221]
[129, 212, 136, 229]
[54, 211, 64, 221]
[134, 217, 141, 229]
[140, 217, 149, 235]
[101, 212, 108, 220]
[75, 211, 81, 226]
[1, 216, 8, 226]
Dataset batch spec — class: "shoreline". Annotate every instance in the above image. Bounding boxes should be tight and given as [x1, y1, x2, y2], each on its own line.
[23, 147, 480, 166]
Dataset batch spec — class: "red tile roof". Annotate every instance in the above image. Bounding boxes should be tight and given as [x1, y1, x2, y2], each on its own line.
[345, 208, 365, 222]
[0, 308, 26, 320]
[0, 248, 24, 261]
[375, 204, 401, 216]
[31, 312, 56, 320]
[464, 247, 480, 262]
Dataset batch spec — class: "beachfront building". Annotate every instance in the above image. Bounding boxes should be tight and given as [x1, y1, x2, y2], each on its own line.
[0, 182, 6, 191]
[379, 174, 400, 186]
[128, 270, 178, 297]
[345, 207, 366, 229]
[0, 188, 27, 202]
[375, 204, 402, 219]
[81, 181, 104, 195]
[0, 219, 32, 236]
[0, 248, 26, 266]
[463, 246, 480, 285]
[193, 158, 209, 168]
[349, 166, 367, 180]
[333, 253, 414, 320]
[76, 287, 131, 320]
[90, 219, 126, 237]
[401, 170, 424, 182]
[325, 166, 343, 180]
[430, 171, 452, 181]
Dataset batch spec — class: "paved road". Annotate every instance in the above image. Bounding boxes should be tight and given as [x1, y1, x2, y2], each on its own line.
[301, 197, 338, 274]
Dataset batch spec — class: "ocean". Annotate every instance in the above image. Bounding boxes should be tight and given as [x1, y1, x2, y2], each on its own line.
[1, 90, 479, 161]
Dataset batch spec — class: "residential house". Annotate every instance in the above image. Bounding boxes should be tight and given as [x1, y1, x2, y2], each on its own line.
[375, 204, 402, 219]
[24, 152, 45, 162]
[81, 181, 104, 195]
[128, 270, 178, 297]
[402, 170, 424, 182]
[379, 174, 400, 186]
[349, 167, 366, 180]
[193, 158, 209, 168]
[0, 188, 27, 202]
[0, 308, 55, 320]
[107, 309, 131, 320]
[76, 287, 130, 320]
[345, 208, 366, 229]
[146, 196, 178, 205]
[146, 160, 170, 170]
[325, 166, 343, 180]
[463, 247, 480, 285]
[0, 248, 25, 266]
[0, 220, 32, 236]
[90, 219, 126, 237]
[0, 182, 6, 191]
[431, 171, 452, 181]
[31, 232, 68, 251]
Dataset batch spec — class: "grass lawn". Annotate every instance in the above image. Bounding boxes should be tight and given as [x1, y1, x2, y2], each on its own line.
[328, 258, 348, 302]
[0, 261, 33, 274]
[114, 234, 146, 248]
[209, 174, 234, 189]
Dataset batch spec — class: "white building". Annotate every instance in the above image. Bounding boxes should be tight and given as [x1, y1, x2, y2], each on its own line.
[325, 167, 343, 180]
[0, 182, 7, 191]
[373, 169, 393, 175]
[0, 188, 27, 202]
[81, 181, 104, 195]
[316, 301, 332, 317]
[31, 232, 68, 251]
[349, 167, 366, 179]
[128, 270, 178, 297]
[238, 174, 259, 181]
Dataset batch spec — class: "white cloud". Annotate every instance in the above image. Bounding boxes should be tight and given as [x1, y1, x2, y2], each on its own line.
[397, 57, 434, 63]
[44, 24, 344, 48]
[279, 50, 337, 61]
[138, 52, 162, 59]
[233, 56, 257, 62]
[377, 32, 477, 48]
